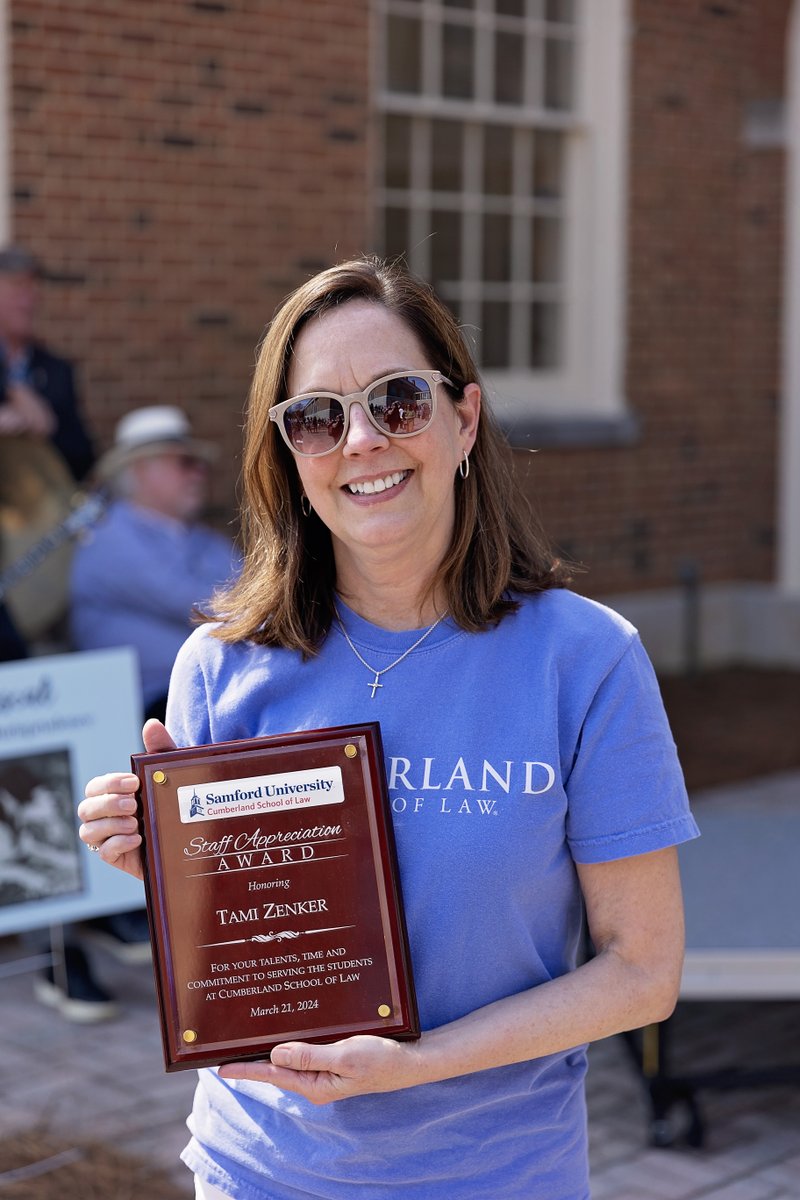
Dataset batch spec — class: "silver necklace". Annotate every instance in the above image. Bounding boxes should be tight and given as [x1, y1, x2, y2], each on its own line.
[333, 603, 447, 698]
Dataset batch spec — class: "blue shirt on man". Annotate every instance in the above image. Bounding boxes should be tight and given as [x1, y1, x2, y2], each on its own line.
[70, 500, 240, 706]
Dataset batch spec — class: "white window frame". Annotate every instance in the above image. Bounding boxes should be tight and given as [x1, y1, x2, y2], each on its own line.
[374, 0, 631, 432]
[780, 0, 800, 594]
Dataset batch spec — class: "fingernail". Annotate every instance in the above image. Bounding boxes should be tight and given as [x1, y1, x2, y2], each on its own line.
[120, 797, 136, 813]
[270, 1047, 291, 1067]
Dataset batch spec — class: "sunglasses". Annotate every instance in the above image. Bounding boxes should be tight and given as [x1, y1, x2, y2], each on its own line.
[268, 370, 453, 457]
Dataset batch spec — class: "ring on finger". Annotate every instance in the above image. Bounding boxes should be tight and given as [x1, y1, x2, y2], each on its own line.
[88, 844, 101, 853]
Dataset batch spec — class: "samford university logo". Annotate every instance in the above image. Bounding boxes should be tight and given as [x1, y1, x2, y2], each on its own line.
[177, 766, 345, 824]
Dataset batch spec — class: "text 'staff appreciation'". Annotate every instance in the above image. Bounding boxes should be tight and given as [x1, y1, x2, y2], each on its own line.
[133, 724, 419, 1071]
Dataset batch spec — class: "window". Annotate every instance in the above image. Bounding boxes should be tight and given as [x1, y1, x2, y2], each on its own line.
[375, 0, 631, 439]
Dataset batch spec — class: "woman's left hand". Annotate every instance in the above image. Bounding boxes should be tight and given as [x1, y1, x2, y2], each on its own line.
[217, 1035, 424, 1105]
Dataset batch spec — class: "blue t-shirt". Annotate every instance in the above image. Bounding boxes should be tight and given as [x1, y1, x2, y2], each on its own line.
[169, 589, 699, 1200]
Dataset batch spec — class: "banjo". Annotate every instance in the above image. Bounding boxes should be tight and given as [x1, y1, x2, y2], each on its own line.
[0, 436, 107, 641]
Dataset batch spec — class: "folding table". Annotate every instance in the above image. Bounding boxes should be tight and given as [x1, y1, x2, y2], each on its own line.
[627, 773, 800, 1146]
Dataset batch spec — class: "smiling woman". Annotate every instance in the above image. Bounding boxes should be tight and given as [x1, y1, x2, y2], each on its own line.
[216, 256, 567, 650]
[78, 256, 699, 1200]
[281, 300, 479, 625]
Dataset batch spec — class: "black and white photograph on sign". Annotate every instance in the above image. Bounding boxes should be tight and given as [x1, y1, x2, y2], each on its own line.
[0, 746, 84, 908]
[0, 648, 144, 937]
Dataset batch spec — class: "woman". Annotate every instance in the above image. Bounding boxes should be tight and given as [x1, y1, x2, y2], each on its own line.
[79, 258, 699, 1200]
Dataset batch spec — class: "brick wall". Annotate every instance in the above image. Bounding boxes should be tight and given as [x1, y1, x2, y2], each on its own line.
[520, 0, 791, 596]
[8, 0, 791, 594]
[10, 0, 371, 519]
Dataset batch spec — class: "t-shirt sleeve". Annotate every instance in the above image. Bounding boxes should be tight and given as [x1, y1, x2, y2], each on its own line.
[165, 630, 214, 749]
[565, 634, 700, 863]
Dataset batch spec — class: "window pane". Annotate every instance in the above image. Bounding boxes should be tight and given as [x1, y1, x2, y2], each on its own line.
[431, 210, 462, 285]
[442, 24, 474, 99]
[495, 0, 524, 15]
[481, 301, 510, 368]
[494, 30, 524, 106]
[384, 115, 412, 190]
[387, 16, 422, 94]
[544, 37, 574, 110]
[532, 130, 564, 198]
[530, 302, 560, 367]
[432, 120, 463, 192]
[546, 0, 574, 23]
[483, 213, 512, 282]
[531, 216, 561, 283]
[384, 207, 410, 261]
[483, 124, 514, 195]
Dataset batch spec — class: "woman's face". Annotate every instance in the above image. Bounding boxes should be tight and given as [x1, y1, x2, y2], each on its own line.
[285, 300, 480, 581]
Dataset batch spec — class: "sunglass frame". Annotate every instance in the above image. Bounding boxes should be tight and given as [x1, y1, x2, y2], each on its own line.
[268, 370, 454, 457]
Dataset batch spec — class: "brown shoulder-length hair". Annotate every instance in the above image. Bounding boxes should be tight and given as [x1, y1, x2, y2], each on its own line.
[208, 256, 569, 653]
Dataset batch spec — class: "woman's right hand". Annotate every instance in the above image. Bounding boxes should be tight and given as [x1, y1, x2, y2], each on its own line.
[77, 719, 176, 881]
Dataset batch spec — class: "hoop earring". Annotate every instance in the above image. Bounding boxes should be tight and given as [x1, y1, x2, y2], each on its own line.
[458, 450, 470, 480]
[300, 494, 312, 518]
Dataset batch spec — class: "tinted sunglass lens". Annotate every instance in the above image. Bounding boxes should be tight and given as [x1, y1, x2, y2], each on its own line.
[284, 397, 345, 454]
[371, 376, 434, 433]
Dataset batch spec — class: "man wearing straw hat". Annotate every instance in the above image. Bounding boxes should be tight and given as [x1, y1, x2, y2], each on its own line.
[70, 404, 241, 722]
[28, 407, 237, 1022]
[29, 406, 242, 1022]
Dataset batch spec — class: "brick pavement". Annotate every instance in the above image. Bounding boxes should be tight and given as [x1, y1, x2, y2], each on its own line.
[0, 939, 196, 1192]
[1, 939, 797, 1198]
[586, 1004, 800, 1200]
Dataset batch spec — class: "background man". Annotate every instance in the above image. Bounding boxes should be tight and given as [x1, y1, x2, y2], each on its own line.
[0, 244, 95, 659]
[0, 244, 94, 481]
[70, 403, 241, 720]
[30, 405, 242, 1021]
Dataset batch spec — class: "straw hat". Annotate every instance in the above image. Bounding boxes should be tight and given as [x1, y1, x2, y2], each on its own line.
[96, 406, 217, 481]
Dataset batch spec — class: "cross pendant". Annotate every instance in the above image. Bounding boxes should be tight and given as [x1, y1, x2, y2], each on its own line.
[369, 675, 383, 698]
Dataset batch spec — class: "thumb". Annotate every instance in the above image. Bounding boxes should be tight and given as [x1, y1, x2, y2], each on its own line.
[269, 1041, 344, 1072]
[142, 718, 177, 754]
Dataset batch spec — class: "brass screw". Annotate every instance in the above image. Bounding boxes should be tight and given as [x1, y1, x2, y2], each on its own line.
[153, 770, 167, 785]
[182, 1029, 198, 1044]
[344, 744, 358, 759]
[377, 1004, 391, 1018]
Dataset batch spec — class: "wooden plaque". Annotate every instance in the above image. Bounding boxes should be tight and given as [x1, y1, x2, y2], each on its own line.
[133, 723, 419, 1071]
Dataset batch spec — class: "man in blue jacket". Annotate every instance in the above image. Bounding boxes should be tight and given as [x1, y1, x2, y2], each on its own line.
[0, 244, 94, 481]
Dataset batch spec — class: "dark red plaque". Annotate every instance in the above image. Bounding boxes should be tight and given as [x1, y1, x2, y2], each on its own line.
[133, 723, 419, 1072]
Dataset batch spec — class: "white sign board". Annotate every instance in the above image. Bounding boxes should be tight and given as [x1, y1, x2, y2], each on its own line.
[0, 647, 145, 935]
